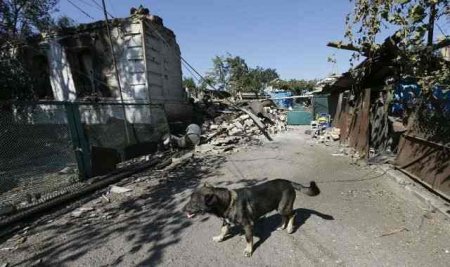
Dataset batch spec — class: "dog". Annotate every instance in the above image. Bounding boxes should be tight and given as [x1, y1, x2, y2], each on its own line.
[182, 179, 320, 257]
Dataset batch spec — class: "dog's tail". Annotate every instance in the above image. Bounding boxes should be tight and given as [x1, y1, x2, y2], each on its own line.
[291, 181, 320, 196]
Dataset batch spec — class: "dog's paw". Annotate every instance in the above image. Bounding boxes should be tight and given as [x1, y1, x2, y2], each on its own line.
[243, 249, 252, 257]
[287, 226, 294, 234]
[212, 235, 224, 242]
[277, 226, 286, 231]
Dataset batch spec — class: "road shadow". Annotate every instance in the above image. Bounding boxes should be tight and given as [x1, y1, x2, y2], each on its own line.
[7, 153, 228, 266]
[212, 207, 334, 253]
[253, 208, 334, 252]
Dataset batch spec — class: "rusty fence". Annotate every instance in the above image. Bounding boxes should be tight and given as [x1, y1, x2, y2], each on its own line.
[332, 83, 449, 199]
[0, 101, 169, 218]
[334, 88, 371, 157]
[395, 98, 450, 199]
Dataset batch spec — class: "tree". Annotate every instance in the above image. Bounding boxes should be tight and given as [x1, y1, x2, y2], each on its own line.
[183, 76, 198, 98]
[343, 0, 450, 88]
[0, 0, 58, 40]
[55, 15, 77, 29]
[252, 67, 279, 87]
[226, 55, 249, 92]
[182, 77, 196, 89]
[203, 53, 280, 96]
[274, 79, 318, 94]
[0, 0, 60, 100]
[203, 55, 231, 91]
[239, 67, 280, 97]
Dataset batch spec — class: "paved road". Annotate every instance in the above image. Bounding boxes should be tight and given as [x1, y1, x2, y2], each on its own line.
[1, 127, 450, 266]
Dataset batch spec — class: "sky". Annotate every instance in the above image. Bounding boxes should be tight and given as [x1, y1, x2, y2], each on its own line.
[55, 0, 370, 80]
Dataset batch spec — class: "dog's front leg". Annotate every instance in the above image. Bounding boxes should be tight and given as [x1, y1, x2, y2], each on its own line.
[213, 221, 230, 242]
[243, 225, 253, 257]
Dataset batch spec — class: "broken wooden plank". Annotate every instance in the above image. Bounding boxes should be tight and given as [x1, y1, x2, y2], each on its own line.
[239, 107, 273, 141]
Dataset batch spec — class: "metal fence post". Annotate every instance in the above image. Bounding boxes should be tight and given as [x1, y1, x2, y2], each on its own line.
[65, 102, 92, 179]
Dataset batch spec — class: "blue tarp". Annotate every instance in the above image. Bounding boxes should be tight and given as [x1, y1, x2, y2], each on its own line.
[391, 81, 421, 116]
[267, 91, 293, 109]
[391, 81, 450, 117]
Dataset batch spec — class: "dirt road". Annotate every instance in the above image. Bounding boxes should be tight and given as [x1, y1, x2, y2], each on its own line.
[1, 127, 450, 266]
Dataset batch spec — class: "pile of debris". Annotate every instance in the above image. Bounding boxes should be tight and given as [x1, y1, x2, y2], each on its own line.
[314, 127, 340, 144]
[167, 96, 288, 154]
[198, 102, 288, 153]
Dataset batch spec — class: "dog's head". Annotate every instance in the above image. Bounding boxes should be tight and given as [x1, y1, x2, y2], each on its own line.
[182, 183, 218, 218]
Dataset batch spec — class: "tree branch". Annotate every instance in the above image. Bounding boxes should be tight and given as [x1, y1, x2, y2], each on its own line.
[433, 38, 450, 51]
[327, 41, 370, 56]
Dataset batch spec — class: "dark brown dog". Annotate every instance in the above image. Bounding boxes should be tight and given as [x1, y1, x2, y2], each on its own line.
[182, 179, 320, 257]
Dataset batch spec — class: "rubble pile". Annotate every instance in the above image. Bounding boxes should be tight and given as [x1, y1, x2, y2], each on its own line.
[314, 127, 340, 144]
[198, 103, 288, 153]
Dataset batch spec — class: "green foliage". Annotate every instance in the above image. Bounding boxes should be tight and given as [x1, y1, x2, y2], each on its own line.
[0, 0, 60, 100]
[274, 79, 318, 94]
[345, 0, 450, 89]
[182, 77, 196, 89]
[55, 15, 77, 29]
[0, 0, 58, 40]
[202, 54, 280, 95]
[0, 58, 35, 100]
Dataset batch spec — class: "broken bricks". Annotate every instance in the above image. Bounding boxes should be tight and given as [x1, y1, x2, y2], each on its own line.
[198, 101, 287, 153]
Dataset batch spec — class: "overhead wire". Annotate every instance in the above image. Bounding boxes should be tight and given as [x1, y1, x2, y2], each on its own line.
[77, 0, 96, 8]
[182, 61, 202, 84]
[67, 0, 115, 19]
[65, 0, 95, 20]
[107, 0, 117, 18]
[436, 23, 448, 37]
[91, 0, 115, 18]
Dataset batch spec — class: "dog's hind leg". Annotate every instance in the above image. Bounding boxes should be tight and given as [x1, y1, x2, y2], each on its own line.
[287, 212, 296, 234]
[278, 189, 296, 233]
[277, 215, 288, 230]
[213, 221, 230, 242]
[243, 225, 253, 257]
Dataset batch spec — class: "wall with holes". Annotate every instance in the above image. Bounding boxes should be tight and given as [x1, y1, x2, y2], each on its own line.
[45, 16, 185, 104]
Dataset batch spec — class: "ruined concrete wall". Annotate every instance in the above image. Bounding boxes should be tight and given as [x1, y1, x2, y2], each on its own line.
[52, 18, 147, 101]
[46, 40, 77, 101]
[111, 18, 149, 101]
[46, 16, 185, 104]
[141, 18, 184, 103]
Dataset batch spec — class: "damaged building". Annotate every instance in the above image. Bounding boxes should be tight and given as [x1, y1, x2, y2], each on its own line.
[43, 12, 192, 122]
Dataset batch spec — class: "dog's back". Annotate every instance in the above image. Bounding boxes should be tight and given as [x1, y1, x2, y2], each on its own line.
[235, 179, 319, 220]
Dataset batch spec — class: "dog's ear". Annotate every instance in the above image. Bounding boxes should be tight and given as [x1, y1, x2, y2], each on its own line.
[203, 182, 213, 188]
[204, 194, 216, 206]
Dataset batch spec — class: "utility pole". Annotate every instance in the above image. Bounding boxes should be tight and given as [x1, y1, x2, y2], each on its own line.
[428, 3, 436, 47]
[101, 0, 131, 143]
